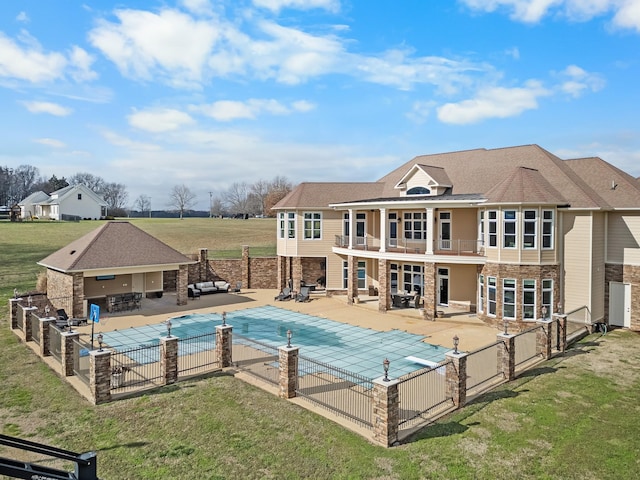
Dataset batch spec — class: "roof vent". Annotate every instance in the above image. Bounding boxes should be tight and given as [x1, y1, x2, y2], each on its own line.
[611, 180, 618, 190]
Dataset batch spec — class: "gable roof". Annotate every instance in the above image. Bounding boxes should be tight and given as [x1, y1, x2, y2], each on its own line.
[38, 221, 195, 272]
[394, 164, 453, 190]
[273, 182, 384, 209]
[483, 167, 568, 205]
[18, 191, 50, 205]
[50, 184, 108, 206]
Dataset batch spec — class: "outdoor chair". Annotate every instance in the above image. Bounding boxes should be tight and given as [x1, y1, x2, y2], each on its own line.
[411, 294, 422, 309]
[296, 286, 310, 303]
[275, 287, 292, 301]
[232, 281, 242, 293]
[188, 286, 201, 300]
[392, 295, 404, 308]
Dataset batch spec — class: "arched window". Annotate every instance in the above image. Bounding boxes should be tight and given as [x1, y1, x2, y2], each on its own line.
[407, 186, 430, 195]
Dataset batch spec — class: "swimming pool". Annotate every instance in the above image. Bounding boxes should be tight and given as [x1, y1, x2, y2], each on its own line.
[101, 305, 450, 380]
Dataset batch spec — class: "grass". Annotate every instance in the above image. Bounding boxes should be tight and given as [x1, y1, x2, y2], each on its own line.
[1, 219, 640, 479]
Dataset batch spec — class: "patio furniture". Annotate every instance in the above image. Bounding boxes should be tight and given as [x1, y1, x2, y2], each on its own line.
[296, 286, 310, 302]
[275, 287, 292, 301]
[410, 294, 422, 309]
[188, 286, 201, 299]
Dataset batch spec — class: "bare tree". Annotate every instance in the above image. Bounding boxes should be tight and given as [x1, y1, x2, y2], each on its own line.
[264, 176, 293, 216]
[69, 172, 106, 194]
[250, 179, 270, 216]
[102, 182, 129, 215]
[225, 182, 251, 215]
[210, 196, 224, 217]
[134, 194, 151, 217]
[13, 165, 40, 201]
[168, 184, 196, 219]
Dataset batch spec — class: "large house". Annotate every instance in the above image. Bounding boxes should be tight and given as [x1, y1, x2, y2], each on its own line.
[19, 184, 107, 221]
[273, 144, 640, 331]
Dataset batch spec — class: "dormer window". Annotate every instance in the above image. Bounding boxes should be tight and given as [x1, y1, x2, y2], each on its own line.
[407, 186, 430, 195]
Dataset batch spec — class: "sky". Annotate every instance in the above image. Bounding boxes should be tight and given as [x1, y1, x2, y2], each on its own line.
[1, 0, 639, 211]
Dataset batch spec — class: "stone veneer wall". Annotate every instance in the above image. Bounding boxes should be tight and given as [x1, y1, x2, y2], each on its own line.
[300, 257, 325, 286]
[477, 263, 560, 331]
[185, 252, 279, 290]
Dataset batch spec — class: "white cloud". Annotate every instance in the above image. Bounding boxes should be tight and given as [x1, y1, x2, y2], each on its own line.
[89, 9, 219, 88]
[180, 0, 214, 16]
[406, 100, 436, 123]
[194, 98, 313, 121]
[34, 138, 66, 148]
[437, 80, 550, 124]
[16, 12, 29, 23]
[22, 101, 72, 116]
[556, 64, 605, 97]
[128, 108, 195, 132]
[459, 0, 640, 31]
[252, 0, 340, 13]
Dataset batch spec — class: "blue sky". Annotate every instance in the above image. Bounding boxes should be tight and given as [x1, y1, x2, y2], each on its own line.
[1, 0, 639, 210]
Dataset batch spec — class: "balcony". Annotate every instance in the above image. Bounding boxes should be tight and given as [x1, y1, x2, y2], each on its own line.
[335, 236, 484, 256]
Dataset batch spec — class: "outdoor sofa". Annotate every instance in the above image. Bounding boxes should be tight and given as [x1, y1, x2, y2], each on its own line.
[190, 281, 231, 295]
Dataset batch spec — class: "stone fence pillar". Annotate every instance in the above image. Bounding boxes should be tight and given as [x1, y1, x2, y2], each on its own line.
[536, 319, 553, 359]
[445, 350, 468, 407]
[39, 317, 56, 357]
[23, 306, 37, 341]
[554, 314, 568, 352]
[90, 349, 111, 404]
[61, 331, 80, 377]
[278, 345, 299, 399]
[372, 377, 400, 447]
[9, 298, 20, 330]
[161, 336, 179, 385]
[216, 324, 233, 368]
[242, 245, 250, 289]
[497, 333, 516, 381]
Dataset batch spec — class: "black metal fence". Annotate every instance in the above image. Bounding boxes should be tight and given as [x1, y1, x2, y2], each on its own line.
[111, 343, 163, 392]
[49, 324, 63, 363]
[514, 326, 541, 369]
[231, 333, 280, 386]
[178, 331, 219, 376]
[466, 341, 505, 396]
[72, 338, 91, 385]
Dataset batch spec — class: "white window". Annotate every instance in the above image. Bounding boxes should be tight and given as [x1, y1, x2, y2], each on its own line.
[278, 212, 285, 239]
[542, 279, 553, 319]
[287, 212, 296, 239]
[343, 260, 366, 289]
[523, 210, 536, 248]
[523, 279, 536, 320]
[503, 210, 516, 248]
[488, 276, 497, 316]
[478, 274, 484, 313]
[542, 210, 554, 249]
[488, 211, 497, 247]
[303, 212, 322, 240]
[503, 279, 516, 319]
[356, 213, 366, 246]
[402, 264, 423, 294]
[403, 211, 427, 240]
[478, 211, 485, 246]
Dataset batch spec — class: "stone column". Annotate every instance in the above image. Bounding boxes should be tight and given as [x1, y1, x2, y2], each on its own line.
[39, 317, 56, 357]
[161, 336, 179, 385]
[372, 377, 400, 447]
[9, 298, 20, 330]
[242, 245, 250, 289]
[445, 350, 468, 407]
[347, 255, 358, 304]
[89, 349, 111, 404]
[536, 319, 553, 359]
[71, 272, 84, 318]
[216, 324, 233, 368]
[422, 262, 436, 321]
[555, 314, 567, 353]
[176, 264, 188, 306]
[23, 306, 37, 341]
[378, 258, 389, 313]
[277, 255, 287, 291]
[61, 331, 80, 377]
[278, 345, 299, 399]
[292, 257, 303, 293]
[199, 248, 208, 281]
[497, 333, 516, 381]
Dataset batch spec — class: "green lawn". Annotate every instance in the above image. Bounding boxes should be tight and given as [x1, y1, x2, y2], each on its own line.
[1, 219, 639, 479]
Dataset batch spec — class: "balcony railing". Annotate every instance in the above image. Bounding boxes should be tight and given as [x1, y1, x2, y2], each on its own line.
[335, 236, 484, 256]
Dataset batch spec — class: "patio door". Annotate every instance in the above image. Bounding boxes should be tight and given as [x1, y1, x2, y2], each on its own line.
[388, 213, 398, 248]
[609, 282, 631, 328]
[437, 267, 449, 305]
[439, 212, 451, 250]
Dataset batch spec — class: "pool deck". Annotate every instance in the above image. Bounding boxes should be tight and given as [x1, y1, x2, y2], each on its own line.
[76, 289, 500, 353]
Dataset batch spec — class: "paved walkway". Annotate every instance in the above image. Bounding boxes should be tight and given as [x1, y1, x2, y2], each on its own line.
[76, 289, 500, 352]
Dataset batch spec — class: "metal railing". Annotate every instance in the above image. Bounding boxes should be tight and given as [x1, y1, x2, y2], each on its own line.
[397, 362, 453, 430]
[466, 341, 505, 396]
[296, 355, 374, 429]
[111, 343, 163, 392]
[15, 307, 24, 332]
[178, 331, 220, 376]
[30, 314, 41, 345]
[565, 306, 591, 342]
[514, 326, 541, 368]
[335, 235, 483, 255]
[232, 334, 280, 386]
[49, 324, 63, 363]
[73, 338, 91, 385]
[438, 239, 483, 254]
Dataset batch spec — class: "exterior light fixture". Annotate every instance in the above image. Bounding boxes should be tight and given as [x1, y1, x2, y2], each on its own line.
[67, 318, 73, 332]
[97, 333, 103, 351]
[13, 288, 18, 299]
[44, 305, 50, 317]
[287, 329, 292, 348]
[383, 358, 390, 381]
[27, 295, 32, 307]
[541, 306, 548, 319]
[166, 319, 172, 338]
[503, 319, 509, 335]
[222, 311, 227, 326]
[453, 335, 459, 354]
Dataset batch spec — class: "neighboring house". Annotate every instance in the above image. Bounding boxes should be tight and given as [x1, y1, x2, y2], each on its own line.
[19, 184, 107, 220]
[38, 221, 196, 317]
[273, 144, 640, 331]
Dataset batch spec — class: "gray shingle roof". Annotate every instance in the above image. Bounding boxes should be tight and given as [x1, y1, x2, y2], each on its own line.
[38, 221, 195, 272]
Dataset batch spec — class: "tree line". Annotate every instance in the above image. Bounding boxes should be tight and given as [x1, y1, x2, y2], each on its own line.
[1, 164, 292, 218]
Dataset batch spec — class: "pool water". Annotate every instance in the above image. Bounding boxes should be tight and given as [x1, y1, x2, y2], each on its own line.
[101, 305, 450, 380]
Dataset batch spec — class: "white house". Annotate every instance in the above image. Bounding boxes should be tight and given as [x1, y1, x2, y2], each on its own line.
[19, 184, 107, 221]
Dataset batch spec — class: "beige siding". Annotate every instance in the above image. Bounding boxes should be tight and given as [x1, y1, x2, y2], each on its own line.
[563, 212, 592, 313]
[607, 212, 640, 264]
[451, 209, 477, 244]
[499, 249, 520, 263]
[520, 250, 539, 264]
[326, 253, 346, 290]
[405, 170, 432, 191]
[448, 264, 477, 305]
[146, 271, 163, 292]
[540, 249, 557, 264]
[591, 212, 606, 321]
